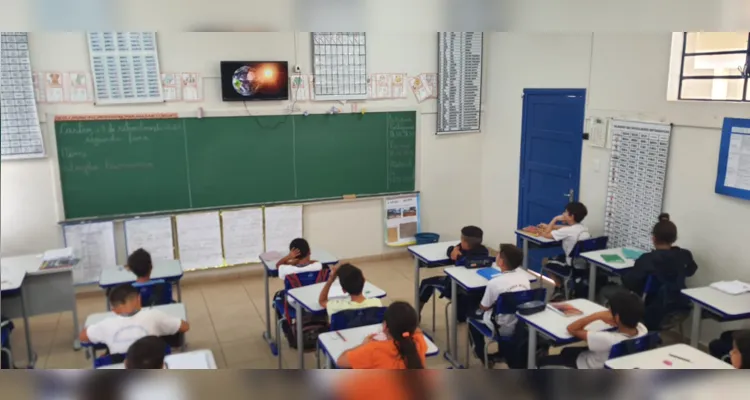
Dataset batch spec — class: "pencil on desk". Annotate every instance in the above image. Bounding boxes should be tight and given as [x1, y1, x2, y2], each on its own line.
[668, 353, 691, 363]
[336, 331, 347, 342]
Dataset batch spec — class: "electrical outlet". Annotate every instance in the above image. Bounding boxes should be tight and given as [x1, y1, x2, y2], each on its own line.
[294, 65, 301, 73]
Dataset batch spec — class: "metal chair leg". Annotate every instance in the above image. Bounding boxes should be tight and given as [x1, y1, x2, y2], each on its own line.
[2, 348, 15, 369]
[276, 319, 283, 369]
[484, 342, 491, 370]
[432, 288, 437, 332]
[539, 267, 547, 289]
[316, 341, 321, 369]
[445, 301, 451, 346]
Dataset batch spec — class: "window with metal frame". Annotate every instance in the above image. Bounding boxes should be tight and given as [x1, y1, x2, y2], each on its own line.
[677, 32, 750, 102]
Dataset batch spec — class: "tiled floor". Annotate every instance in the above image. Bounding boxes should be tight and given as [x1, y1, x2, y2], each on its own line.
[8, 256, 512, 369]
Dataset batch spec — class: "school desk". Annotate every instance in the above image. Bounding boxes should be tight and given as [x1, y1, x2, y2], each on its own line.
[579, 247, 641, 301]
[98, 349, 217, 369]
[259, 249, 338, 355]
[681, 286, 750, 348]
[442, 266, 538, 368]
[516, 298, 613, 369]
[1, 264, 35, 367]
[514, 230, 560, 271]
[284, 281, 386, 369]
[604, 343, 733, 370]
[407, 241, 456, 309]
[317, 324, 440, 368]
[1, 253, 81, 351]
[99, 259, 184, 309]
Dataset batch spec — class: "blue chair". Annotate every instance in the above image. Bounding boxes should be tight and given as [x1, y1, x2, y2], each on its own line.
[540, 236, 609, 299]
[273, 269, 329, 369]
[607, 331, 662, 359]
[467, 288, 547, 368]
[133, 279, 174, 307]
[1, 319, 15, 369]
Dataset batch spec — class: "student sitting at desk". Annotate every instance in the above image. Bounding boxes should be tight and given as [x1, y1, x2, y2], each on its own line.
[125, 336, 167, 369]
[319, 263, 382, 316]
[127, 248, 173, 306]
[538, 202, 591, 300]
[276, 238, 322, 279]
[417, 226, 489, 321]
[79, 284, 189, 362]
[538, 291, 647, 369]
[469, 244, 530, 367]
[337, 301, 427, 369]
[617, 213, 698, 330]
[731, 330, 750, 369]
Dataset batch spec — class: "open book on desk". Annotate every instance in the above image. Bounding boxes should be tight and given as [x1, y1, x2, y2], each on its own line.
[40, 247, 79, 270]
[547, 302, 584, 317]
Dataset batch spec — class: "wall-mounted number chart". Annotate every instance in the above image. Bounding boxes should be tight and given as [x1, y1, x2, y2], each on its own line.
[87, 32, 164, 105]
[1, 32, 45, 160]
[311, 32, 368, 101]
[437, 32, 483, 134]
[604, 119, 672, 250]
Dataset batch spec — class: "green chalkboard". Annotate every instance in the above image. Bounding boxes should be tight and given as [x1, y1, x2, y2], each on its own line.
[55, 111, 416, 219]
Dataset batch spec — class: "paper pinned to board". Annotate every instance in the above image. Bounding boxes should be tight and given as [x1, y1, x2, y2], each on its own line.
[124, 217, 175, 261]
[221, 208, 264, 265]
[175, 212, 224, 270]
[264, 206, 302, 254]
[63, 222, 117, 284]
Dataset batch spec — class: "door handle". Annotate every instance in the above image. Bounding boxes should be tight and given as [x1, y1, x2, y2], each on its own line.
[563, 189, 575, 201]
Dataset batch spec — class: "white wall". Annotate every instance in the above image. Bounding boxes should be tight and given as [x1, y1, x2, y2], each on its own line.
[0, 32, 483, 261]
[481, 33, 750, 342]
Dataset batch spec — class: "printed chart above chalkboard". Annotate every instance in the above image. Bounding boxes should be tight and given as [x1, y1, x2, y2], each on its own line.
[54, 111, 417, 219]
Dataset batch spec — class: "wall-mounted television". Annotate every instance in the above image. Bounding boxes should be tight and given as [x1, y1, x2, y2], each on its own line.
[220, 61, 289, 101]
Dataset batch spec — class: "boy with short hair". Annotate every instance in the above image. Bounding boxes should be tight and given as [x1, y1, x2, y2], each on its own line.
[417, 226, 489, 316]
[277, 238, 322, 279]
[125, 336, 167, 369]
[538, 202, 591, 299]
[538, 291, 648, 369]
[126, 248, 172, 306]
[469, 244, 530, 365]
[79, 284, 189, 362]
[319, 263, 382, 316]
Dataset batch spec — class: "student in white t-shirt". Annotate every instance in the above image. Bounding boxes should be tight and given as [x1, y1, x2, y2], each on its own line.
[319, 263, 382, 317]
[79, 284, 189, 361]
[469, 244, 530, 367]
[538, 201, 591, 300]
[276, 238, 323, 280]
[538, 291, 648, 369]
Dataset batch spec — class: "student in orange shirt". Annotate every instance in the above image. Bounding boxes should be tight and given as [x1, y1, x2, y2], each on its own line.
[336, 301, 427, 369]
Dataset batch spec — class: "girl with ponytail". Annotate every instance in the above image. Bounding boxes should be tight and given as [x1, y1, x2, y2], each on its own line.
[336, 301, 427, 369]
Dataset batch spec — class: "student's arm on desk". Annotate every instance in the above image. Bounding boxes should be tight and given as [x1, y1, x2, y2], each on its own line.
[539, 215, 565, 239]
[567, 311, 615, 341]
[276, 248, 301, 267]
[318, 263, 341, 309]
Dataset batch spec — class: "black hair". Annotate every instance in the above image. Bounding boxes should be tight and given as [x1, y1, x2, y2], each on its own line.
[125, 336, 167, 369]
[608, 291, 644, 329]
[109, 284, 140, 307]
[461, 225, 484, 248]
[289, 238, 310, 258]
[652, 214, 677, 244]
[565, 202, 588, 223]
[127, 248, 153, 279]
[734, 330, 750, 369]
[337, 263, 365, 296]
[499, 244, 523, 270]
[384, 301, 423, 369]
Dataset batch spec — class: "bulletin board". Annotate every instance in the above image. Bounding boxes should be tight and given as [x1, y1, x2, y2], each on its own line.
[715, 117, 750, 201]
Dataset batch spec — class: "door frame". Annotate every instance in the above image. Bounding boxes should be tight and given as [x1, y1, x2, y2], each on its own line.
[517, 88, 586, 230]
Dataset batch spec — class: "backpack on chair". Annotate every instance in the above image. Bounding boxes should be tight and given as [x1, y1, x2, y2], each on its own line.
[273, 269, 330, 351]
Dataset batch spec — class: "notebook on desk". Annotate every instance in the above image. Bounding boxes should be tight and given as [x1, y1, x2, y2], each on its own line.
[476, 268, 501, 281]
[710, 280, 750, 295]
[165, 351, 212, 369]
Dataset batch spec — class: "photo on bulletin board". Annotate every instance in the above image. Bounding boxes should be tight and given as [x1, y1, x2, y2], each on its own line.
[715, 117, 750, 201]
[384, 194, 420, 246]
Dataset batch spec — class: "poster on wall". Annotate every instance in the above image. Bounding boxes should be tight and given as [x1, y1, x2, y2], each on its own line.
[715, 117, 750, 201]
[384, 194, 420, 246]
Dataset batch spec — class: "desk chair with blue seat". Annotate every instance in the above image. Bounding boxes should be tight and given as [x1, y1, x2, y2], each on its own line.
[317, 306, 387, 368]
[641, 275, 689, 339]
[542, 331, 661, 369]
[273, 269, 330, 369]
[467, 288, 547, 369]
[84, 341, 172, 369]
[1, 319, 15, 369]
[133, 279, 174, 307]
[540, 236, 609, 300]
